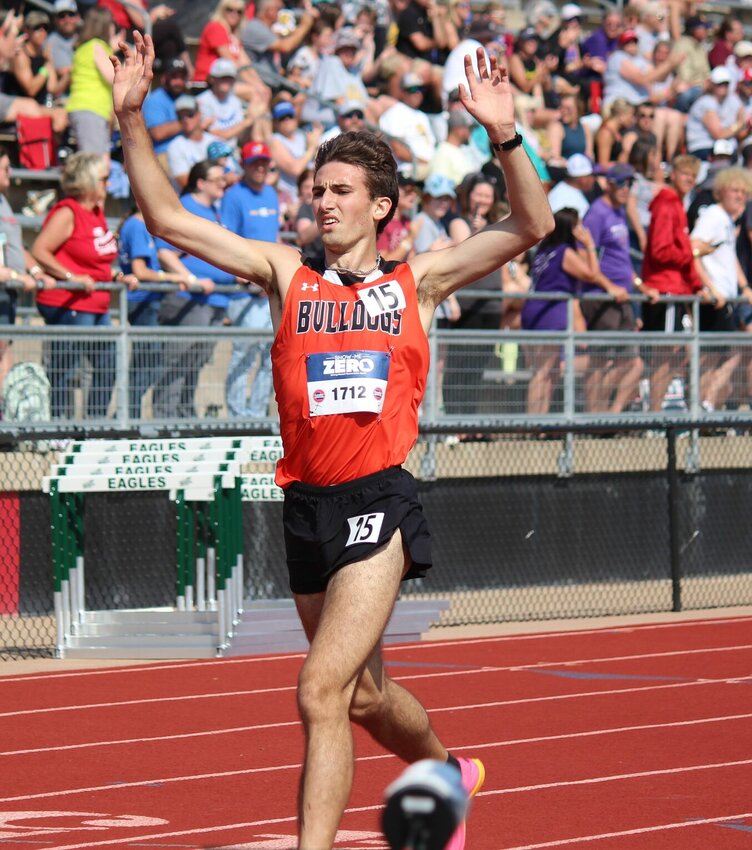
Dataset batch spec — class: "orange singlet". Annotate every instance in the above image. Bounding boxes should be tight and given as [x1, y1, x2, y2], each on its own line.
[272, 258, 430, 488]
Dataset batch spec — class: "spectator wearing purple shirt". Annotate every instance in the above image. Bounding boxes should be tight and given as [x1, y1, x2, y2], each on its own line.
[581, 163, 658, 413]
[581, 10, 622, 69]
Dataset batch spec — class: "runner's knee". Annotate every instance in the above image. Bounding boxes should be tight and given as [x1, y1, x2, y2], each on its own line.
[297, 668, 349, 725]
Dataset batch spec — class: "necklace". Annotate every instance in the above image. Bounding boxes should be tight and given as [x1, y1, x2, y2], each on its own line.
[329, 255, 382, 277]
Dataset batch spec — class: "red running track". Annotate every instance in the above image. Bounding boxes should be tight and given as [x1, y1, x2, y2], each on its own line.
[1, 614, 752, 850]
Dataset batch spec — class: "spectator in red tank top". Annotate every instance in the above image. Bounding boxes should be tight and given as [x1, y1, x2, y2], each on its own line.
[31, 151, 136, 419]
[96, 0, 175, 34]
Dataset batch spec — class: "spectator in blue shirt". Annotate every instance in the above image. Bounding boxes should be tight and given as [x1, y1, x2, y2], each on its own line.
[119, 207, 195, 417]
[152, 159, 230, 419]
[221, 140, 280, 420]
[143, 56, 190, 155]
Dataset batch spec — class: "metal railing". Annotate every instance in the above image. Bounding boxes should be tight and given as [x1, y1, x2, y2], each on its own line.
[3, 285, 752, 437]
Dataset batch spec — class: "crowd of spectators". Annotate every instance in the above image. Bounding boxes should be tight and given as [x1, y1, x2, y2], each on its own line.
[1, 0, 752, 421]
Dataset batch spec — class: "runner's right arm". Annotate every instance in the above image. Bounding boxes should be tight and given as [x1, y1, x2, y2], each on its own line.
[111, 33, 301, 300]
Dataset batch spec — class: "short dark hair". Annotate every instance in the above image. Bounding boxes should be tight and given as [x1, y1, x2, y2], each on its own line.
[314, 132, 398, 234]
[183, 159, 222, 195]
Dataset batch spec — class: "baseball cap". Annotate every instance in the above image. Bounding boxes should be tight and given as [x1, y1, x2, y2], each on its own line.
[710, 66, 732, 85]
[333, 27, 360, 51]
[207, 140, 233, 159]
[338, 99, 366, 117]
[447, 110, 474, 130]
[561, 3, 582, 21]
[272, 101, 296, 120]
[24, 10, 50, 28]
[619, 29, 639, 45]
[685, 15, 708, 31]
[467, 15, 501, 44]
[401, 71, 424, 90]
[742, 67, 752, 84]
[517, 26, 539, 42]
[53, 0, 78, 13]
[712, 139, 736, 157]
[174, 94, 198, 113]
[242, 141, 271, 164]
[606, 163, 635, 184]
[566, 153, 594, 177]
[735, 40, 752, 58]
[161, 57, 188, 76]
[398, 173, 422, 189]
[423, 173, 456, 199]
[209, 58, 237, 79]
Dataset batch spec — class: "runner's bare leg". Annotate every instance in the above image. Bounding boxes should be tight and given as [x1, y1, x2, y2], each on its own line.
[293, 531, 447, 849]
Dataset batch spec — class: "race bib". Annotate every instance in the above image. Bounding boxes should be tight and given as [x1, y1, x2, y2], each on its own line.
[306, 350, 390, 417]
[358, 281, 406, 317]
[346, 511, 385, 546]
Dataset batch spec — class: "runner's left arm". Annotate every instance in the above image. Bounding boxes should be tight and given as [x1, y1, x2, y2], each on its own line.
[410, 50, 553, 330]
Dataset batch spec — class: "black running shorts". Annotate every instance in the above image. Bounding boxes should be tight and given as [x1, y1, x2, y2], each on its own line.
[283, 466, 432, 595]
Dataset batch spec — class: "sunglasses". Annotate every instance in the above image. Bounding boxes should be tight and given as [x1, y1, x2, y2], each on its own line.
[225, 6, 244, 12]
[638, 111, 655, 119]
[612, 177, 635, 187]
[403, 86, 423, 94]
[31, 23, 49, 31]
[177, 110, 197, 118]
[56, 10, 77, 18]
[342, 110, 364, 119]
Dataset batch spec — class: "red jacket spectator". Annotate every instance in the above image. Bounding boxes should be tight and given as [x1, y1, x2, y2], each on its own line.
[642, 186, 702, 294]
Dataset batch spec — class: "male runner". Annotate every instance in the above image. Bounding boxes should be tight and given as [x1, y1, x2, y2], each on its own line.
[112, 34, 553, 850]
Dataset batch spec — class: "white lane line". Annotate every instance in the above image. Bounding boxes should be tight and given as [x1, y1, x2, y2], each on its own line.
[4, 701, 752, 759]
[454, 711, 752, 752]
[476, 757, 752, 798]
[6, 642, 751, 720]
[506, 642, 752, 671]
[41, 815, 302, 850]
[0, 685, 299, 719]
[0, 654, 308, 684]
[429, 677, 752, 713]
[0, 761, 303, 804]
[19, 760, 752, 849]
[406, 615, 752, 652]
[495, 812, 752, 850]
[5, 614, 752, 686]
[6, 728, 752, 806]
[0, 720, 301, 756]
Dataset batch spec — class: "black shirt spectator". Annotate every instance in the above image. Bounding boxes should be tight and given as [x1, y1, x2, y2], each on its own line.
[396, 0, 447, 64]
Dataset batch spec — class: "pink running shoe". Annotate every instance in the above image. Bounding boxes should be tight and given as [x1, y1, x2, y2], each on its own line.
[445, 757, 485, 850]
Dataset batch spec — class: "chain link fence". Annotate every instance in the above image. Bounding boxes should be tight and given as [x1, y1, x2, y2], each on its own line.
[3, 294, 752, 658]
[2, 420, 751, 659]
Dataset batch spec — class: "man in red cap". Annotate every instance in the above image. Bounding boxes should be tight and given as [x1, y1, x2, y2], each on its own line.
[221, 140, 280, 418]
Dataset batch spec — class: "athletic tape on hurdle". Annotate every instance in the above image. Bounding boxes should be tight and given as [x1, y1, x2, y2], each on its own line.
[46, 439, 284, 656]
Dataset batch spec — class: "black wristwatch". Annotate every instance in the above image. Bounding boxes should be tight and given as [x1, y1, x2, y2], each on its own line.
[490, 133, 524, 152]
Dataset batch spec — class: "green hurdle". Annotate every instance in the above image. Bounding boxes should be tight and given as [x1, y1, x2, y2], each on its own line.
[45, 436, 283, 657]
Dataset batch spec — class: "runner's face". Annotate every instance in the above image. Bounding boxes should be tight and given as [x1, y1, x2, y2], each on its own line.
[312, 161, 389, 250]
